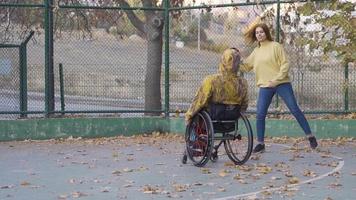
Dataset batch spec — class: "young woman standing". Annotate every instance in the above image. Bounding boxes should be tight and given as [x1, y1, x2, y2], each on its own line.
[240, 23, 317, 153]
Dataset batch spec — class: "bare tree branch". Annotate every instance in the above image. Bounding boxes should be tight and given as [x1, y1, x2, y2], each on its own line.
[142, 0, 155, 21]
[116, 0, 145, 33]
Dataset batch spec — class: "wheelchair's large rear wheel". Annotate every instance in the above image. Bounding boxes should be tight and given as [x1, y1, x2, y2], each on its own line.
[185, 111, 214, 167]
[224, 113, 253, 165]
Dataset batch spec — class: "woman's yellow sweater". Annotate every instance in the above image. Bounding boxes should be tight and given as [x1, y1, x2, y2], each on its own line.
[240, 40, 290, 87]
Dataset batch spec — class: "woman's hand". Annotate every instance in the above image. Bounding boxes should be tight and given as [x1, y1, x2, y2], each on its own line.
[267, 80, 277, 87]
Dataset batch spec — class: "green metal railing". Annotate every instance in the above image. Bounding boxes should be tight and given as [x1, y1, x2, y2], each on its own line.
[344, 63, 349, 112]
[0, 0, 354, 118]
[19, 31, 35, 117]
[0, 31, 34, 117]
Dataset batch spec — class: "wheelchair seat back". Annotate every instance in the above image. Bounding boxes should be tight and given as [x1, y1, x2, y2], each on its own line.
[207, 103, 241, 133]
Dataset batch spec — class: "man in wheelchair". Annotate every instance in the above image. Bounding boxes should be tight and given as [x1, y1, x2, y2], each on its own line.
[183, 48, 251, 166]
[185, 48, 249, 125]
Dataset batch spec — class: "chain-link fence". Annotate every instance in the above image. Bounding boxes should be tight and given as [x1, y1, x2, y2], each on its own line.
[0, 0, 354, 119]
[0, 46, 20, 116]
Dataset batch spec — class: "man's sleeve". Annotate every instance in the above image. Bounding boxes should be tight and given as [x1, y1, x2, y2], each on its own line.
[240, 79, 249, 112]
[185, 77, 213, 122]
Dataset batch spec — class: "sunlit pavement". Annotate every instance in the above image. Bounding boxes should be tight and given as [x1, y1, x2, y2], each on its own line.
[0, 134, 355, 200]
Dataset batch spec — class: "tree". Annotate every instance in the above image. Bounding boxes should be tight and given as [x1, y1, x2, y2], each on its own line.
[0, 0, 43, 42]
[112, 0, 183, 114]
[250, 0, 354, 64]
[63, 0, 184, 114]
[245, 1, 354, 107]
[297, 0, 355, 64]
[1, 0, 184, 115]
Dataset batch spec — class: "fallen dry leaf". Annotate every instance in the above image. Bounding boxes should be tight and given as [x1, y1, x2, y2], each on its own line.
[137, 166, 148, 171]
[201, 168, 211, 174]
[286, 190, 297, 197]
[224, 161, 235, 167]
[256, 165, 272, 174]
[167, 193, 181, 198]
[315, 162, 328, 166]
[173, 184, 188, 192]
[248, 173, 261, 180]
[250, 154, 260, 160]
[271, 176, 282, 180]
[262, 184, 275, 189]
[155, 162, 165, 165]
[20, 181, 31, 186]
[245, 194, 259, 200]
[238, 179, 248, 184]
[72, 191, 87, 198]
[320, 154, 331, 158]
[101, 187, 110, 192]
[328, 161, 339, 167]
[58, 194, 68, 199]
[275, 162, 290, 169]
[236, 165, 253, 172]
[112, 152, 119, 158]
[142, 185, 162, 194]
[93, 179, 101, 183]
[329, 171, 341, 178]
[112, 170, 121, 175]
[329, 182, 342, 187]
[261, 190, 272, 196]
[303, 169, 317, 177]
[288, 177, 299, 184]
[193, 182, 203, 186]
[123, 184, 132, 188]
[218, 187, 226, 192]
[233, 173, 242, 180]
[218, 169, 230, 177]
[123, 168, 134, 173]
[285, 171, 293, 177]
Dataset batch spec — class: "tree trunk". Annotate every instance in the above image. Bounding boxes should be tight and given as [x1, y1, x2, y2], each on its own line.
[144, 15, 163, 115]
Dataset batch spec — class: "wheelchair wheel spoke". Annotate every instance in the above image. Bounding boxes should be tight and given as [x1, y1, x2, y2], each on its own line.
[224, 113, 253, 165]
[185, 111, 213, 167]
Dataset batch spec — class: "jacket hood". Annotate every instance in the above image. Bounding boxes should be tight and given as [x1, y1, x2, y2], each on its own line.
[218, 48, 240, 75]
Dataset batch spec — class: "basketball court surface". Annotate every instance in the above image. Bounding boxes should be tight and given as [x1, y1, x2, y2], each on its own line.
[0, 134, 355, 200]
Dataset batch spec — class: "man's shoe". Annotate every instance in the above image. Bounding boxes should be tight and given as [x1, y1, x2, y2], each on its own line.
[253, 144, 265, 153]
[308, 136, 318, 149]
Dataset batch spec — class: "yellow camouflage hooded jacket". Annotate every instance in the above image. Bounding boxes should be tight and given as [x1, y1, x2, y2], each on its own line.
[185, 49, 249, 121]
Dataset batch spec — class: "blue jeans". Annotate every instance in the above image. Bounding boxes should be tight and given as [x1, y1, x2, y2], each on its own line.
[256, 83, 312, 142]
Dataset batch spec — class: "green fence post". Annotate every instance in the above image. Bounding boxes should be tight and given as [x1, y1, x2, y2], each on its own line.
[19, 45, 27, 118]
[275, 0, 281, 111]
[18, 31, 34, 118]
[59, 63, 65, 114]
[164, 0, 170, 118]
[344, 63, 349, 112]
[44, 0, 55, 117]
[275, 0, 281, 42]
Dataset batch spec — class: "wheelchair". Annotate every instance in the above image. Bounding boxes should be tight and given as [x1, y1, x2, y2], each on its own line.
[182, 104, 253, 167]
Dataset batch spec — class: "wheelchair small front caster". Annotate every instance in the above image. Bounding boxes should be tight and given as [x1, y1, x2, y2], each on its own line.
[211, 151, 218, 162]
[182, 154, 187, 164]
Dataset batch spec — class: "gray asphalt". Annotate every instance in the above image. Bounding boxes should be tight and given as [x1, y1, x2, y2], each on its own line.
[0, 135, 355, 200]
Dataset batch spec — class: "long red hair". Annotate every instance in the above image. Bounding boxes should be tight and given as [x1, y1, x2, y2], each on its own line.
[244, 23, 273, 44]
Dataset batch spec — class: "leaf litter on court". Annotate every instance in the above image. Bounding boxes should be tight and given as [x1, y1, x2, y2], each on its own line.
[0, 134, 354, 199]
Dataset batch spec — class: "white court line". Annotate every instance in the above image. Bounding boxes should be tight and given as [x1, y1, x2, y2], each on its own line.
[214, 143, 344, 200]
